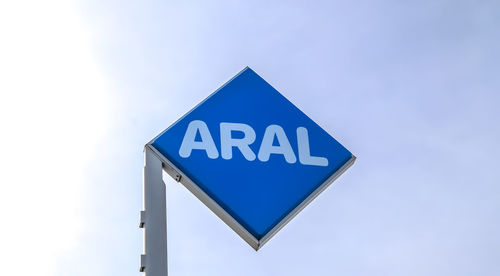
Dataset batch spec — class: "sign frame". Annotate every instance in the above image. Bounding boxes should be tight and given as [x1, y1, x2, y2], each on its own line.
[145, 67, 356, 250]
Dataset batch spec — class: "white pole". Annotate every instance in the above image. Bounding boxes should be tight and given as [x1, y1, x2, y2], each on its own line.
[140, 145, 168, 275]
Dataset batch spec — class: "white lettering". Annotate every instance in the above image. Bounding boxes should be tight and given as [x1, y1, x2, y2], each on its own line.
[297, 127, 328, 166]
[220, 122, 256, 161]
[178, 121, 327, 167]
[179, 120, 219, 159]
[258, 125, 297, 163]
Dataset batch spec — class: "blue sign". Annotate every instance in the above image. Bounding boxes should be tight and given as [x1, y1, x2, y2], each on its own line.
[149, 67, 355, 250]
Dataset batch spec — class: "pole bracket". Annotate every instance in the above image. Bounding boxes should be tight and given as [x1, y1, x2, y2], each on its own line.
[140, 254, 146, 272]
[139, 210, 146, 228]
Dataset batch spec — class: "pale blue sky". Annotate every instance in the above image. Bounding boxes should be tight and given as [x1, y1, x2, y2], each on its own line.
[1, 1, 498, 275]
[72, 1, 500, 275]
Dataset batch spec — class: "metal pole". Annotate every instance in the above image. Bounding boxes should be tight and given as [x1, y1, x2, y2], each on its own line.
[140, 145, 168, 275]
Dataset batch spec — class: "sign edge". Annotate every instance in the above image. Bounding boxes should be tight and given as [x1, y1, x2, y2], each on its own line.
[146, 143, 261, 251]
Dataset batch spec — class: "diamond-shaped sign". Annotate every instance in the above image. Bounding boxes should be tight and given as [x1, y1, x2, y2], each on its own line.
[148, 67, 355, 250]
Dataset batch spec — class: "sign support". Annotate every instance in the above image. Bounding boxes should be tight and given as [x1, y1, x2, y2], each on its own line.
[140, 145, 168, 276]
[139, 67, 355, 274]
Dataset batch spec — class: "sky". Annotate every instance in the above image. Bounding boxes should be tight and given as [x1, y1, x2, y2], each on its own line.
[0, 0, 499, 275]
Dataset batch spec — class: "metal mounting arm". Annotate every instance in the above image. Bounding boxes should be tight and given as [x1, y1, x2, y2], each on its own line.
[140, 145, 168, 276]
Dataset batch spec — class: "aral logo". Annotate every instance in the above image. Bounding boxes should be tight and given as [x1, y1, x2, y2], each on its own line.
[179, 120, 328, 166]
[149, 67, 354, 250]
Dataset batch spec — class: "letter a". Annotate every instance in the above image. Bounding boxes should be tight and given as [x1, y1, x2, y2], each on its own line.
[179, 120, 219, 159]
[258, 125, 297, 163]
